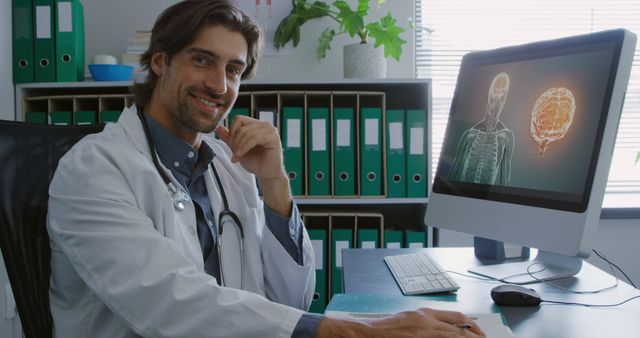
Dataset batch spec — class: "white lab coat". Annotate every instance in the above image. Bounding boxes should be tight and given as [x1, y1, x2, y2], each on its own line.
[47, 105, 316, 338]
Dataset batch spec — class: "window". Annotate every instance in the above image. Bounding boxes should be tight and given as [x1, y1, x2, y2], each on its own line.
[416, 0, 640, 210]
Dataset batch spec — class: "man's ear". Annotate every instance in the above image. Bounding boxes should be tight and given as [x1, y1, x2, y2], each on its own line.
[150, 52, 166, 77]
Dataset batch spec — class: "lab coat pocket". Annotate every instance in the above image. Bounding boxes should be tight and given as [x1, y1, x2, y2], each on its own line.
[261, 228, 315, 310]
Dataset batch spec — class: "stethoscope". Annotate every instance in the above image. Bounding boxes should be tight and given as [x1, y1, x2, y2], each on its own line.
[137, 108, 244, 289]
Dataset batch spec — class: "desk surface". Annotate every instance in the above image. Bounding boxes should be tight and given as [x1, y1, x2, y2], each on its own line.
[334, 247, 640, 338]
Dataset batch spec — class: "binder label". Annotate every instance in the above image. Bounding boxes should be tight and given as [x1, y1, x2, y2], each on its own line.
[336, 119, 351, 147]
[409, 242, 424, 249]
[259, 111, 274, 125]
[410, 127, 425, 155]
[36, 6, 52, 39]
[58, 2, 73, 32]
[335, 240, 349, 267]
[365, 118, 379, 145]
[386, 242, 401, 249]
[286, 119, 301, 148]
[312, 119, 327, 151]
[311, 240, 324, 269]
[361, 241, 376, 249]
[389, 122, 404, 149]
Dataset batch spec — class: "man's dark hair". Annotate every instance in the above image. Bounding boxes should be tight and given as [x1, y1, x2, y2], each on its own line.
[131, 0, 263, 107]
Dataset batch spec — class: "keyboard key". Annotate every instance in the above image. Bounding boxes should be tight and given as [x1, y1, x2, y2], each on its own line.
[405, 276, 427, 284]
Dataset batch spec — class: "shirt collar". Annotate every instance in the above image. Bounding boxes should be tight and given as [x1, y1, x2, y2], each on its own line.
[144, 113, 215, 178]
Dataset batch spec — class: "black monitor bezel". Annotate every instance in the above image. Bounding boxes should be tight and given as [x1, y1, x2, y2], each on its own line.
[432, 29, 625, 213]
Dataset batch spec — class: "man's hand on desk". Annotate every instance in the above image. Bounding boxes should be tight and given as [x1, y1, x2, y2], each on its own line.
[316, 308, 486, 338]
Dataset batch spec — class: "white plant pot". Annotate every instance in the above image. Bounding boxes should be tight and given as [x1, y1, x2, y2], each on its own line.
[343, 42, 386, 79]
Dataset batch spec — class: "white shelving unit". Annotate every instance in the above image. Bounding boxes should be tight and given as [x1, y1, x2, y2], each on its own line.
[15, 79, 433, 239]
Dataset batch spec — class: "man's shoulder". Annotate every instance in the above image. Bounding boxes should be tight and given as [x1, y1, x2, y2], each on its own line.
[58, 122, 140, 171]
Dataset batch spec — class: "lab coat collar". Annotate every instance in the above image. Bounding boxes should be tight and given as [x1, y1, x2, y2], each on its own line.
[118, 104, 153, 160]
[119, 105, 259, 209]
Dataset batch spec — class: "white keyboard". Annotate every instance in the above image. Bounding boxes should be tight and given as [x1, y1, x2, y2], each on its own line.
[384, 252, 460, 295]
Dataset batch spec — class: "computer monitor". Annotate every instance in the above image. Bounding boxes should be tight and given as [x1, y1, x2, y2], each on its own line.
[425, 29, 637, 284]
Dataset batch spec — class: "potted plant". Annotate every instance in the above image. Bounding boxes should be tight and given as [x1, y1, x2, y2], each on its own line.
[274, 0, 408, 78]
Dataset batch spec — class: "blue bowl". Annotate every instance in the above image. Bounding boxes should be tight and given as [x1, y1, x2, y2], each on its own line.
[88, 64, 134, 81]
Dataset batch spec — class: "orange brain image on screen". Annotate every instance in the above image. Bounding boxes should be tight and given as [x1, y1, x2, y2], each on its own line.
[530, 87, 576, 155]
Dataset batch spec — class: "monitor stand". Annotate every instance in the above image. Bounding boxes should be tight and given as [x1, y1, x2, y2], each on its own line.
[468, 250, 583, 284]
[473, 237, 530, 260]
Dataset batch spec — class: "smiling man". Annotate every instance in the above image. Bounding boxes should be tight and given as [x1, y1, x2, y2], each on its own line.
[46, 1, 483, 337]
[48, 1, 317, 337]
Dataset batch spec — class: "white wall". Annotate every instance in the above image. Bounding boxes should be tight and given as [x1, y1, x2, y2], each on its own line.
[80, 0, 415, 81]
[1, 2, 19, 335]
[437, 218, 640, 287]
[81, 0, 175, 70]
[1, 0, 15, 121]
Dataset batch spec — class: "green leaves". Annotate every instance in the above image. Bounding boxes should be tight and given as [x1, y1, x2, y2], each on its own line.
[334, 0, 365, 39]
[274, 0, 331, 49]
[366, 13, 406, 61]
[357, 0, 371, 16]
[317, 28, 336, 60]
[274, 0, 407, 61]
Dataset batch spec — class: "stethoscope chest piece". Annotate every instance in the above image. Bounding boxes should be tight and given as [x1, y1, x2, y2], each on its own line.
[167, 182, 190, 211]
[175, 200, 185, 211]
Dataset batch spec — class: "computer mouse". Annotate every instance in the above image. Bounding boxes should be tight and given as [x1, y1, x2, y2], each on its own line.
[491, 284, 542, 306]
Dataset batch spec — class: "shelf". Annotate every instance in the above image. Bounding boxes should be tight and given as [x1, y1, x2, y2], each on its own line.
[16, 80, 132, 89]
[15, 79, 432, 234]
[15, 78, 428, 90]
[295, 198, 428, 205]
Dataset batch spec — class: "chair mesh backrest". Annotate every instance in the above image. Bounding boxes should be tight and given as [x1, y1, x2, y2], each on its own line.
[0, 120, 104, 338]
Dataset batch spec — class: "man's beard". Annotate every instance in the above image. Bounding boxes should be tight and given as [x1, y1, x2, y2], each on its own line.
[172, 88, 225, 134]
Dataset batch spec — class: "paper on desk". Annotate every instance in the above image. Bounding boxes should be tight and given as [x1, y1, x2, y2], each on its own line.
[325, 311, 515, 337]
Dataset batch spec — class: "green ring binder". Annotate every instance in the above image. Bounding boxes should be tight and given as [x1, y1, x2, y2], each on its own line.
[288, 171, 297, 180]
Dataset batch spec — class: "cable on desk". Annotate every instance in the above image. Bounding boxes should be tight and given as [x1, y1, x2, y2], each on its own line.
[542, 295, 640, 307]
[447, 249, 624, 293]
[537, 248, 640, 307]
[592, 248, 637, 289]
[446, 265, 549, 285]
[445, 266, 548, 284]
[525, 261, 619, 294]
[445, 270, 499, 282]
[525, 247, 639, 294]
[447, 248, 640, 308]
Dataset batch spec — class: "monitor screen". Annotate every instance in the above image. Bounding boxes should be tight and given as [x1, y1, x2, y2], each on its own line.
[426, 29, 636, 283]
[434, 35, 621, 213]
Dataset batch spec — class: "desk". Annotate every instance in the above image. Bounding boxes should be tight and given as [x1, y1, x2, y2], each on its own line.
[328, 247, 640, 338]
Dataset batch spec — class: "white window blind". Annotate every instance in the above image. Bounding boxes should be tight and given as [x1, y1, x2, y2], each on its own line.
[416, 0, 640, 209]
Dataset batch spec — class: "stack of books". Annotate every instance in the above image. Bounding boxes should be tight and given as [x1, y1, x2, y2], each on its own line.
[122, 30, 150, 81]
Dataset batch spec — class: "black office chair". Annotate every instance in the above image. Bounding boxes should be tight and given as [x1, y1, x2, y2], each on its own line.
[0, 120, 104, 338]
